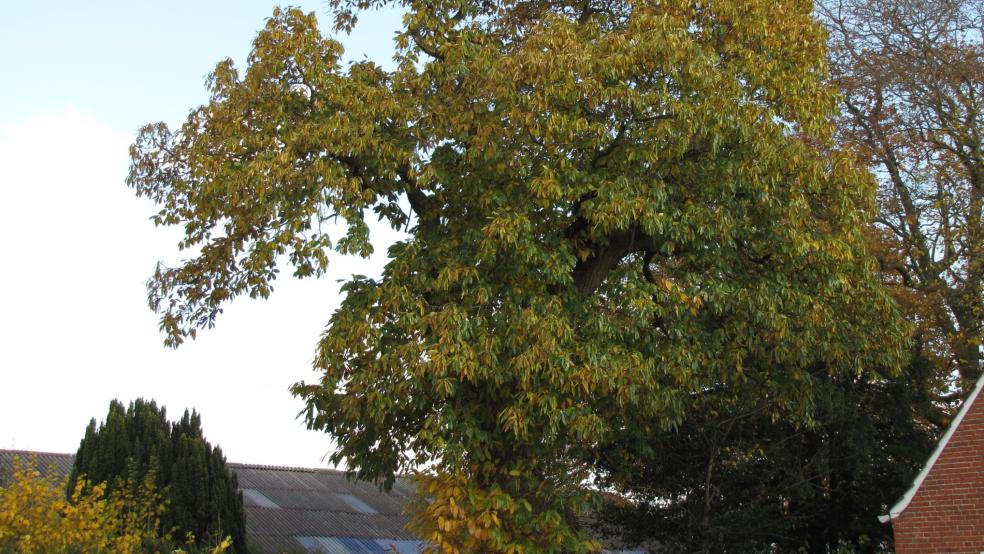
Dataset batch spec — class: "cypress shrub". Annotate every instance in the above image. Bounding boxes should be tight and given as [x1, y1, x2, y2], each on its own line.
[68, 399, 246, 552]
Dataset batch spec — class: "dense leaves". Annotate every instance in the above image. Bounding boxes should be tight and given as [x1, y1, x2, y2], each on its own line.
[1, 457, 164, 554]
[593, 357, 937, 553]
[129, 1, 909, 550]
[69, 399, 245, 552]
[586, 2, 980, 550]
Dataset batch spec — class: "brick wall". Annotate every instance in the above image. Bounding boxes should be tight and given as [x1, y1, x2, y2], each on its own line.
[891, 389, 984, 554]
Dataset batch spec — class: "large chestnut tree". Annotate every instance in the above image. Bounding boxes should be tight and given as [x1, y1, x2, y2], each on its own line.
[129, 1, 908, 551]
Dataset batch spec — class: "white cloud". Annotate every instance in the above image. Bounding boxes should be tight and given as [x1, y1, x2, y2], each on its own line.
[0, 108, 399, 467]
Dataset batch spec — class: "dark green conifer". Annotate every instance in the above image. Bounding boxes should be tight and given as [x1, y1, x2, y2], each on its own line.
[68, 398, 246, 552]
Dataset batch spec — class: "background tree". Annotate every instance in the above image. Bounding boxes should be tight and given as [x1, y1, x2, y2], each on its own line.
[69, 399, 246, 552]
[128, 1, 909, 550]
[593, 358, 937, 553]
[820, 0, 983, 416]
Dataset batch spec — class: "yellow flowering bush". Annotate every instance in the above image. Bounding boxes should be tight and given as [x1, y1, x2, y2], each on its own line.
[0, 457, 163, 553]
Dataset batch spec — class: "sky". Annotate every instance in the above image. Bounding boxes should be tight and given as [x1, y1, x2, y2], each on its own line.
[0, 2, 407, 467]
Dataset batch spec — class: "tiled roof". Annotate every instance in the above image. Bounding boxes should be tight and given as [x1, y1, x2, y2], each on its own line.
[0, 449, 74, 488]
[230, 462, 419, 553]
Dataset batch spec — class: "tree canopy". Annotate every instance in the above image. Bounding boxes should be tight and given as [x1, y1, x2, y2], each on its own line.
[129, 1, 909, 550]
[821, 0, 983, 410]
[69, 399, 245, 552]
[586, 2, 980, 550]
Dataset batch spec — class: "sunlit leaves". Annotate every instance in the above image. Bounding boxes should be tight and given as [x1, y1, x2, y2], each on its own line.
[132, 1, 909, 550]
[0, 458, 166, 554]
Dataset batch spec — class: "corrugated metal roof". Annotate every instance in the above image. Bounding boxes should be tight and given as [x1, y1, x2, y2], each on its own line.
[295, 536, 427, 554]
[243, 488, 281, 509]
[228, 461, 418, 551]
[295, 537, 424, 554]
[296, 536, 348, 554]
[336, 493, 379, 514]
[377, 539, 426, 553]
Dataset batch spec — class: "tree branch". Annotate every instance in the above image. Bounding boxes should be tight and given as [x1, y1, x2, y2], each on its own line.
[397, 164, 439, 229]
[410, 29, 445, 60]
[572, 229, 655, 296]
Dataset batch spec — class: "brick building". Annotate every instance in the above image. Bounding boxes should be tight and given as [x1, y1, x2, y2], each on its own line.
[880, 373, 984, 553]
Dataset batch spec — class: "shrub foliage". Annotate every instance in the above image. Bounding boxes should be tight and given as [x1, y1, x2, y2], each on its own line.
[68, 399, 246, 552]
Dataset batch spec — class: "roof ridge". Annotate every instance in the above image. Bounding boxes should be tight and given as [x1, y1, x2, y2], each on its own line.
[229, 461, 345, 474]
[0, 448, 74, 458]
[0, 450, 410, 481]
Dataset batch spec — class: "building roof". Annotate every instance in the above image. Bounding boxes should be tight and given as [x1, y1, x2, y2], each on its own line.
[879, 372, 984, 523]
[0, 449, 422, 553]
[0, 449, 645, 553]
[0, 449, 75, 488]
[232, 462, 420, 553]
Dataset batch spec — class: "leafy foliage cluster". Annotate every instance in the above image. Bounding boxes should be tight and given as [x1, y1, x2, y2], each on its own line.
[591, 1, 979, 549]
[595, 357, 938, 552]
[0, 456, 164, 554]
[69, 399, 246, 553]
[126, 0, 929, 551]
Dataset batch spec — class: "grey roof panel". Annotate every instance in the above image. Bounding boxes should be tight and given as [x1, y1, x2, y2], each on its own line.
[246, 505, 413, 540]
[375, 539, 425, 554]
[250, 534, 304, 553]
[243, 488, 281, 509]
[341, 537, 387, 553]
[294, 537, 425, 554]
[337, 493, 379, 514]
[0, 450, 74, 487]
[259, 487, 348, 512]
[296, 536, 352, 554]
